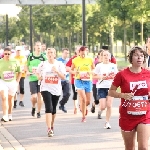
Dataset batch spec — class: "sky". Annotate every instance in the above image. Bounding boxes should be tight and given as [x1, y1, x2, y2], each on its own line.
[0, 4, 21, 17]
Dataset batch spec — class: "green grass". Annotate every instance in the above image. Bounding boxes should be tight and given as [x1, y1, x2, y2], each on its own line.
[117, 60, 130, 69]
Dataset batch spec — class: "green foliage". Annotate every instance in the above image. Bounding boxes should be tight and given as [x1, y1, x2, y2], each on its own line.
[0, 2, 149, 53]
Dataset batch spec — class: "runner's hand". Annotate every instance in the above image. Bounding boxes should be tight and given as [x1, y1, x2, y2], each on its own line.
[52, 66, 58, 73]
[123, 93, 134, 100]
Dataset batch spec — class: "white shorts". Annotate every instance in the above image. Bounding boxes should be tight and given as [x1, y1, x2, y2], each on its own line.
[0, 79, 18, 96]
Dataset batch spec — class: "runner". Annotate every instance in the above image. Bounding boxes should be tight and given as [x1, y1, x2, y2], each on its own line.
[27, 41, 46, 118]
[36, 48, 66, 137]
[93, 50, 118, 129]
[0, 47, 21, 121]
[91, 49, 104, 113]
[71, 46, 95, 122]
[14, 46, 27, 108]
[66, 45, 81, 114]
[108, 46, 150, 149]
[57, 48, 70, 113]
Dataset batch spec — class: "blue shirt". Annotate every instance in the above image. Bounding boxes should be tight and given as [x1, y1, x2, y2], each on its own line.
[57, 57, 69, 80]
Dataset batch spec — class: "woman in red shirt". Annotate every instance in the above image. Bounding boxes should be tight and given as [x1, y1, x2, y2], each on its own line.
[109, 46, 150, 150]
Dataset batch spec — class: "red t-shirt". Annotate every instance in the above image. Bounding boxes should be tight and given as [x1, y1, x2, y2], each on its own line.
[66, 55, 77, 84]
[112, 67, 150, 120]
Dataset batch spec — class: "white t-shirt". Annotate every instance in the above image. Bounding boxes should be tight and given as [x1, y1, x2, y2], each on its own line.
[94, 63, 118, 88]
[36, 60, 66, 96]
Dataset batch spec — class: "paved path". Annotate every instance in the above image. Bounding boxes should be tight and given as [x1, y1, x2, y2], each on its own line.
[0, 78, 150, 150]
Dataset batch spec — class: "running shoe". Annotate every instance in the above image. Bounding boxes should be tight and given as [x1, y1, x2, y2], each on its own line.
[37, 112, 41, 118]
[59, 105, 67, 113]
[1, 116, 8, 122]
[98, 111, 102, 119]
[91, 104, 95, 113]
[31, 108, 36, 116]
[81, 117, 86, 123]
[104, 122, 111, 129]
[19, 101, 25, 107]
[48, 129, 54, 137]
[14, 100, 17, 108]
[8, 114, 12, 121]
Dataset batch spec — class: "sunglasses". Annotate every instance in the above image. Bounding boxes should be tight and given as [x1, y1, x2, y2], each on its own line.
[4, 53, 11, 55]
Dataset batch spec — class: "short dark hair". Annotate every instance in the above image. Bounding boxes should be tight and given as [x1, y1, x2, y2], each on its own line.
[62, 48, 69, 52]
[4, 47, 11, 51]
[127, 46, 148, 64]
[102, 46, 108, 50]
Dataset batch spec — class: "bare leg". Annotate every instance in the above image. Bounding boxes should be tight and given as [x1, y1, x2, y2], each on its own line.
[46, 113, 52, 129]
[37, 92, 43, 113]
[121, 129, 136, 150]
[0, 90, 8, 117]
[137, 124, 150, 150]
[31, 93, 37, 108]
[106, 96, 113, 122]
[51, 114, 56, 128]
[77, 90, 86, 118]
[8, 95, 14, 114]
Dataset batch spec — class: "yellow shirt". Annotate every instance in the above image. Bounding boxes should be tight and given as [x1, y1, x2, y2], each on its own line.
[72, 56, 93, 80]
[15, 55, 27, 77]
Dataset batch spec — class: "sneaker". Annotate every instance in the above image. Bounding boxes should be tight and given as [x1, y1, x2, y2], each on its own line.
[104, 122, 111, 129]
[59, 105, 67, 113]
[81, 117, 86, 123]
[14, 100, 17, 108]
[31, 108, 36, 117]
[1, 116, 8, 122]
[37, 112, 41, 118]
[48, 129, 54, 137]
[19, 101, 25, 107]
[98, 111, 102, 119]
[8, 114, 12, 121]
[91, 104, 95, 113]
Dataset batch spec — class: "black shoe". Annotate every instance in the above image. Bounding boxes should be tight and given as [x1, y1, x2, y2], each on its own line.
[91, 104, 95, 113]
[19, 101, 25, 107]
[14, 100, 17, 108]
[37, 112, 41, 118]
[31, 108, 36, 116]
[59, 105, 67, 113]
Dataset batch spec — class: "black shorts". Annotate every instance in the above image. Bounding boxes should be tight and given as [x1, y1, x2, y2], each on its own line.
[72, 84, 77, 100]
[29, 81, 40, 95]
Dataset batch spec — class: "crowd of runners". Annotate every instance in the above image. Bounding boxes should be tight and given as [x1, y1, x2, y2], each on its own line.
[0, 39, 150, 149]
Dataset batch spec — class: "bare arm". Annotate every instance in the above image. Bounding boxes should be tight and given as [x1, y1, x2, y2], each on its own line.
[108, 85, 134, 100]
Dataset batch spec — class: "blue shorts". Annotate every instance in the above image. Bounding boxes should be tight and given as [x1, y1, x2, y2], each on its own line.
[97, 88, 109, 99]
[75, 79, 92, 93]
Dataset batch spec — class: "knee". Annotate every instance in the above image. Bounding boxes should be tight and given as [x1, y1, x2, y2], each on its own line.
[101, 107, 105, 111]
[31, 94, 37, 100]
[20, 88, 24, 94]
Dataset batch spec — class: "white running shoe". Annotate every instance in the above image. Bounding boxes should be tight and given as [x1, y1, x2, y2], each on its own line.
[1, 115, 8, 122]
[8, 114, 12, 121]
[104, 122, 111, 129]
[48, 130, 54, 137]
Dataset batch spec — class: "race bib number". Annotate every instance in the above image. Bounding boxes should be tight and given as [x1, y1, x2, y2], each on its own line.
[32, 67, 37, 74]
[3, 71, 15, 80]
[127, 100, 148, 115]
[80, 71, 90, 81]
[45, 73, 58, 84]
